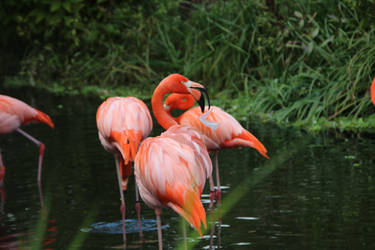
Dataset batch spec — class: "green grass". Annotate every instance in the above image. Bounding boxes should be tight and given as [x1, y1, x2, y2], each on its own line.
[2, 0, 375, 131]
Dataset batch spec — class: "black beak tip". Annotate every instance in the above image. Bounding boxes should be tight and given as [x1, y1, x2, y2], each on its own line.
[193, 87, 211, 113]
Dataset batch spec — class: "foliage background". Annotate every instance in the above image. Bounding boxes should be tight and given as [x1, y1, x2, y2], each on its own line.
[1, 0, 375, 131]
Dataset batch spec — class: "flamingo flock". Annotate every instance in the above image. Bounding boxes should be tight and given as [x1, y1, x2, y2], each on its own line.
[0, 73, 275, 249]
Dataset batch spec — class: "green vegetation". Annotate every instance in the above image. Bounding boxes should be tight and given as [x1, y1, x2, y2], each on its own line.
[1, 0, 375, 131]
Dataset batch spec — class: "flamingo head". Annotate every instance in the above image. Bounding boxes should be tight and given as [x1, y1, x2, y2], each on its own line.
[163, 73, 210, 113]
[164, 93, 195, 112]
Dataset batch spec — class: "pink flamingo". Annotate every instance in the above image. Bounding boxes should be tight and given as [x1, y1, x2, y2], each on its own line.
[0, 95, 54, 185]
[134, 74, 212, 249]
[371, 77, 375, 105]
[96, 96, 152, 242]
[164, 93, 269, 201]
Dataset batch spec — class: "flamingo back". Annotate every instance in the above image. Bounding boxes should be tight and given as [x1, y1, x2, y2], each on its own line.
[96, 97, 152, 163]
[178, 106, 269, 157]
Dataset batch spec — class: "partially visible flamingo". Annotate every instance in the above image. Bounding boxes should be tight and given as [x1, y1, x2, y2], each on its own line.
[96, 96, 152, 242]
[371, 77, 375, 105]
[134, 74, 212, 249]
[0, 95, 54, 185]
[164, 93, 269, 201]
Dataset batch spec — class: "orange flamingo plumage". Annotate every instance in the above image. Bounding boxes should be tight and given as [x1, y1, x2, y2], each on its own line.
[96, 96, 152, 242]
[371, 77, 375, 105]
[134, 74, 212, 249]
[0, 95, 54, 185]
[164, 93, 269, 201]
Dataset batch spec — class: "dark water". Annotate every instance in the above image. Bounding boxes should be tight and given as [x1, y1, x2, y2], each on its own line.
[1, 91, 375, 249]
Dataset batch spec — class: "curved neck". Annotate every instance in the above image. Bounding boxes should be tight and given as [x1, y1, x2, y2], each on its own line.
[152, 84, 178, 130]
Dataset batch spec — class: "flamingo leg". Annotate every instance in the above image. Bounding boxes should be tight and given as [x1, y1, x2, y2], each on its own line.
[0, 149, 4, 186]
[214, 151, 221, 204]
[208, 175, 215, 209]
[16, 128, 45, 185]
[135, 181, 143, 239]
[155, 208, 163, 250]
[0, 149, 3, 169]
[209, 217, 215, 249]
[217, 217, 222, 248]
[114, 155, 127, 244]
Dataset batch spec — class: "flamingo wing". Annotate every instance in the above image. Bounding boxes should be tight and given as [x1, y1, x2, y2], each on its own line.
[178, 106, 268, 158]
[134, 126, 210, 235]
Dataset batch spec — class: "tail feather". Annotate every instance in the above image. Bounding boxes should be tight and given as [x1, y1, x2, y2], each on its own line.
[34, 110, 54, 128]
[240, 130, 269, 159]
[223, 130, 269, 159]
[164, 184, 206, 236]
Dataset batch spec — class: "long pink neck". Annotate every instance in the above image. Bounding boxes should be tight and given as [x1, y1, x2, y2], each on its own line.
[152, 83, 178, 130]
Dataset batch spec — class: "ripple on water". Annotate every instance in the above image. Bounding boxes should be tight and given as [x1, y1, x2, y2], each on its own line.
[81, 219, 168, 234]
[235, 216, 259, 221]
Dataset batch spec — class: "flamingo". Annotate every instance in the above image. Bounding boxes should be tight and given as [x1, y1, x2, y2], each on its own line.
[0, 95, 54, 185]
[164, 93, 269, 201]
[134, 74, 212, 249]
[371, 77, 375, 105]
[96, 96, 152, 242]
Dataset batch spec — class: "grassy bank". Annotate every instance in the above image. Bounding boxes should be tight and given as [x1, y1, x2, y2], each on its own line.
[1, 0, 375, 132]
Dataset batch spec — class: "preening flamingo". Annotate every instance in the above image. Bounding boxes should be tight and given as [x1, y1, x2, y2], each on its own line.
[0, 95, 54, 185]
[371, 77, 375, 105]
[134, 74, 212, 249]
[96, 96, 152, 242]
[164, 93, 269, 201]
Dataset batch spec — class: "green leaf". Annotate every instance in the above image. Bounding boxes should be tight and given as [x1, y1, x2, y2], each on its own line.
[50, 1, 61, 12]
[311, 27, 319, 38]
[294, 11, 303, 19]
[62, 2, 72, 12]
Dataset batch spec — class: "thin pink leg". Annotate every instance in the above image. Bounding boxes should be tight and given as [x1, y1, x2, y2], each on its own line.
[155, 208, 163, 250]
[217, 217, 222, 248]
[0, 149, 3, 169]
[114, 155, 127, 244]
[135, 182, 143, 239]
[214, 151, 221, 204]
[209, 217, 215, 249]
[0, 149, 4, 186]
[209, 175, 215, 209]
[16, 128, 45, 185]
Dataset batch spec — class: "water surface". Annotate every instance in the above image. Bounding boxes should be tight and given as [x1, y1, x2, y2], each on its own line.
[1, 90, 375, 249]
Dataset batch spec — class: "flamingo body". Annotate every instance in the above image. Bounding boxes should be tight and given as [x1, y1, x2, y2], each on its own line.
[96, 97, 152, 168]
[96, 96, 152, 242]
[165, 94, 268, 158]
[0, 95, 54, 184]
[134, 74, 212, 248]
[135, 125, 210, 235]
[0, 95, 54, 134]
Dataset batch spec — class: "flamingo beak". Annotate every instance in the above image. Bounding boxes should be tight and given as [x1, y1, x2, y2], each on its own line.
[192, 87, 210, 113]
[183, 80, 211, 113]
